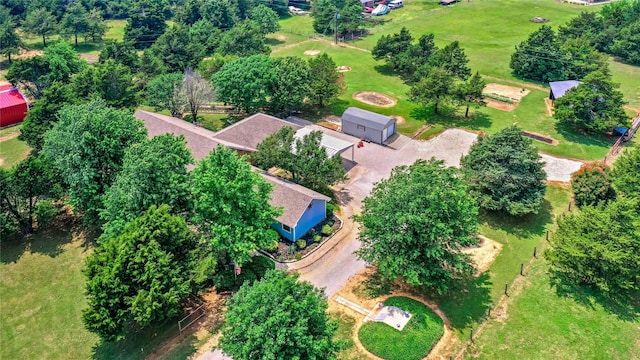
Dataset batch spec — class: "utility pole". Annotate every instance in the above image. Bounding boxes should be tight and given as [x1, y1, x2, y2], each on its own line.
[334, 11, 340, 44]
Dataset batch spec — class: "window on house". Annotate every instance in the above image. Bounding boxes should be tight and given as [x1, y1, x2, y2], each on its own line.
[282, 224, 292, 232]
[357, 124, 366, 131]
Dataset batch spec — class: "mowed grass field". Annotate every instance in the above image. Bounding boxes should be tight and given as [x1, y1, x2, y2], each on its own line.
[0, 126, 31, 168]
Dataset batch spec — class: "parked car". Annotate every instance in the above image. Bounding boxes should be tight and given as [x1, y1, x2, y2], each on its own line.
[371, 4, 390, 15]
[389, 0, 403, 8]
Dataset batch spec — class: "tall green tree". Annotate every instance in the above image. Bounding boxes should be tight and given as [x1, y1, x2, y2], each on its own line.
[85, 8, 108, 42]
[83, 205, 196, 341]
[372, 27, 414, 71]
[101, 134, 193, 236]
[213, 54, 275, 113]
[311, 0, 339, 35]
[611, 145, 640, 198]
[43, 100, 146, 224]
[191, 146, 280, 266]
[428, 40, 471, 81]
[562, 37, 610, 80]
[0, 17, 23, 63]
[545, 198, 640, 300]
[554, 70, 627, 133]
[456, 71, 486, 118]
[220, 270, 338, 360]
[73, 59, 138, 108]
[145, 73, 187, 118]
[201, 0, 240, 29]
[461, 126, 547, 216]
[123, 0, 168, 49]
[218, 20, 269, 57]
[60, 1, 89, 46]
[268, 56, 310, 114]
[43, 42, 86, 83]
[253, 127, 347, 194]
[355, 159, 479, 293]
[408, 66, 454, 115]
[308, 53, 343, 107]
[98, 41, 140, 71]
[571, 161, 616, 208]
[0, 154, 62, 235]
[510, 25, 568, 82]
[19, 81, 75, 151]
[149, 24, 205, 73]
[22, 8, 57, 47]
[248, 4, 280, 35]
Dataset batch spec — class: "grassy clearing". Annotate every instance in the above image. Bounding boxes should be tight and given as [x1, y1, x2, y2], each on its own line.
[268, 15, 316, 49]
[331, 312, 369, 360]
[0, 126, 31, 169]
[358, 296, 444, 360]
[430, 185, 571, 342]
[469, 259, 640, 359]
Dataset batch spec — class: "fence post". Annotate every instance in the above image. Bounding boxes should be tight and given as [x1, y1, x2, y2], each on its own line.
[546, 230, 549, 241]
[520, 263, 524, 276]
[533, 246, 537, 258]
[470, 328, 474, 343]
[504, 283, 508, 296]
[568, 202, 572, 211]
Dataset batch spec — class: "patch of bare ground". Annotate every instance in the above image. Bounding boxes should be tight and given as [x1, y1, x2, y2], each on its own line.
[462, 236, 503, 275]
[0, 132, 20, 142]
[485, 98, 516, 112]
[353, 91, 397, 107]
[483, 83, 530, 102]
[544, 98, 555, 116]
[330, 267, 455, 360]
[522, 131, 558, 145]
[337, 66, 351, 72]
[391, 115, 405, 125]
[317, 121, 340, 131]
[147, 290, 226, 360]
[303, 49, 321, 56]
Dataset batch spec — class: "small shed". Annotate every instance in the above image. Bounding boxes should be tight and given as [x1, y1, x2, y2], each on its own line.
[549, 80, 582, 101]
[341, 107, 396, 144]
[0, 84, 29, 127]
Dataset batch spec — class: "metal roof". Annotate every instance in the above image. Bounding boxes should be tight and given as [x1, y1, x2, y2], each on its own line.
[294, 127, 354, 158]
[341, 107, 395, 131]
[549, 80, 582, 99]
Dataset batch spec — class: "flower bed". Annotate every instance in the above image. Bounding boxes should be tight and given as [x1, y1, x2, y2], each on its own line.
[266, 215, 342, 262]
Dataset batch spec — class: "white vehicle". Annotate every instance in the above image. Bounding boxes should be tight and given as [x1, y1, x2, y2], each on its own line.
[389, 0, 403, 8]
[371, 4, 390, 15]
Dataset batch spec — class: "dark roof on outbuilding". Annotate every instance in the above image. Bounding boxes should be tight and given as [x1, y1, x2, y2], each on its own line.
[549, 80, 582, 99]
[341, 107, 395, 131]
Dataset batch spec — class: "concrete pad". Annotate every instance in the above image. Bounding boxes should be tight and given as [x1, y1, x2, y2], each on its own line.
[540, 154, 583, 182]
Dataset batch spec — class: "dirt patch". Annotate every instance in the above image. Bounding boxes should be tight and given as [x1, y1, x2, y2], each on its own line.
[462, 236, 503, 275]
[485, 98, 516, 112]
[317, 121, 340, 131]
[391, 115, 405, 125]
[483, 83, 531, 101]
[544, 97, 555, 116]
[522, 130, 558, 145]
[0, 132, 20, 142]
[303, 49, 321, 56]
[147, 289, 226, 360]
[353, 91, 397, 108]
[336, 66, 351, 72]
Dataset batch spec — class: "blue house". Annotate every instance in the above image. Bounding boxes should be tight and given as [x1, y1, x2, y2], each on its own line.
[260, 172, 331, 241]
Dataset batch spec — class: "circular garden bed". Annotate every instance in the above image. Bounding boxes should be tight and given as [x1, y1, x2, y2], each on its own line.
[358, 296, 444, 360]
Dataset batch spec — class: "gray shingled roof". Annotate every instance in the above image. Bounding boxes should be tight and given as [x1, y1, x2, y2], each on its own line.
[212, 113, 302, 151]
[549, 80, 582, 99]
[342, 107, 395, 131]
[259, 171, 330, 228]
[135, 110, 329, 228]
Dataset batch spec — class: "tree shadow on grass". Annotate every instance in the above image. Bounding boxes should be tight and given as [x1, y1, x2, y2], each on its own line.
[0, 214, 97, 264]
[426, 272, 493, 330]
[92, 319, 183, 360]
[554, 120, 615, 150]
[479, 199, 554, 239]
[410, 106, 493, 131]
[548, 270, 640, 321]
[265, 38, 285, 47]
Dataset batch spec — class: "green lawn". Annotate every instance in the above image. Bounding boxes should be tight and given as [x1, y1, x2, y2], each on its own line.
[469, 259, 640, 359]
[358, 296, 444, 360]
[430, 185, 571, 342]
[332, 313, 369, 360]
[0, 126, 31, 169]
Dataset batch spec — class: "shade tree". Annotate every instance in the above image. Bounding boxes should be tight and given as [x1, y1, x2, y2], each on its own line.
[571, 161, 616, 208]
[461, 126, 547, 216]
[307, 53, 344, 107]
[22, 8, 57, 47]
[72, 59, 138, 108]
[145, 73, 187, 118]
[355, 159, 479, 293]
[510, 25, 568, 82]
[610, 145, 640, 198]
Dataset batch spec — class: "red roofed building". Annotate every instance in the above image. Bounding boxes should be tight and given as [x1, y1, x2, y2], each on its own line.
[0, 84, 29, 127]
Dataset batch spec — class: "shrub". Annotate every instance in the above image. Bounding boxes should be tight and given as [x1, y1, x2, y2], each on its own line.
[326, 203, 335, 216]
[314, 234, 322, 242]
[571, 161, 616, 208]
[322, 224, 333, 236]
[297, 239, 307, 249]
[295, 253, 302, 260]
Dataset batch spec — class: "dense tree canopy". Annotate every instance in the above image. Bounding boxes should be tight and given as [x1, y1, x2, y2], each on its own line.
[60, 1, 89, 46]
[307, 53, 344, 107]
[545, 198, 640, 300]
[149, 24, 206, 73]
[408, 66, 454, 115]
[461, 126, 547, 216]
[191, 146, 280, 266]
[355, 159, 479, 293]
[98, 41, 140, 71]
[218, 20, 269, 57]
[510, 25, 567, 82]
[123, 0, 168, 49]
[571, 161, 616, 208]
[372, 28, 437, 78]
[611, 145, 640, 198]
[554, 71, 627, 133]
[220, 270, 338, 360]
[22, 8, 57, 46]
[72, 59, 138, 108]
[248, 4, 280, 35]
[456, 71, 486, 118]
[0, 14, 23, 63]
[83, 205, 197, 341]
[312, 0, 363, 37]
[145, 73, 187, 118]
[43, 100, 146, 224]
[101, 134, 193, 236]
